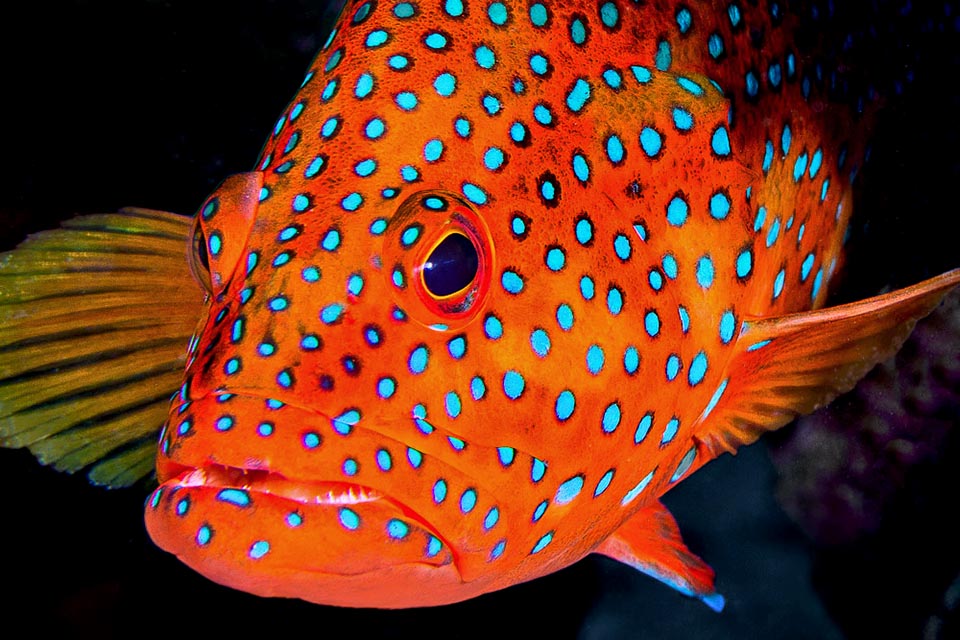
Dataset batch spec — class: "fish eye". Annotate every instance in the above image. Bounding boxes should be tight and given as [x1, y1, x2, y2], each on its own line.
[421, 233, 479, 298]
[383, 191, 494, 330]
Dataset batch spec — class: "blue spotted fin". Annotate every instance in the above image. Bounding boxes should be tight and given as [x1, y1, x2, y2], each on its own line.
[595, 501, 725, 612]
[0, 208, 204, 487]
[691, 268, 960, 462]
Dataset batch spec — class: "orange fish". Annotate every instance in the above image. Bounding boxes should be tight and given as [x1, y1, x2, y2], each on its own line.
[1, 0, 958, 613]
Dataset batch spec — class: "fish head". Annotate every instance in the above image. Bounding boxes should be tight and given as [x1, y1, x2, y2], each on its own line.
[144, 0, 751, 607]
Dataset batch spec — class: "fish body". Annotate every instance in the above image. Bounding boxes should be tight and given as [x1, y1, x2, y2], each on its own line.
[1, 0, 957, 612]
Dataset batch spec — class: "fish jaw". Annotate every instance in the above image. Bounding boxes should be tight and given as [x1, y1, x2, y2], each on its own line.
[144, 392, 494, 607]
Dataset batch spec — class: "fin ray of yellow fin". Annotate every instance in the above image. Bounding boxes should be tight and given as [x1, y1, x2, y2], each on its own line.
[0, 208, 204, 487]
[692, 269, 960, 462]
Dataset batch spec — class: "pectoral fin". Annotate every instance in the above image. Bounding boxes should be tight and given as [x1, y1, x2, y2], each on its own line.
[594, 500, 725, 612]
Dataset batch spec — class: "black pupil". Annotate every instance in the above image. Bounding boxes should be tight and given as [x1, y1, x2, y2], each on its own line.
[422, 233, 479, 297]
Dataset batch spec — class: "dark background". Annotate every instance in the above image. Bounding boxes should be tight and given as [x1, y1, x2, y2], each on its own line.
[1, 1, 957, 637]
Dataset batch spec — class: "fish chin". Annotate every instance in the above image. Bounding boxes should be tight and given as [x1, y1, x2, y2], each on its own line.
[144, 462, 476, 607]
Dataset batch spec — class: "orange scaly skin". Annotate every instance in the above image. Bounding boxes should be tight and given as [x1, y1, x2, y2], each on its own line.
[139, 0, 957, 608]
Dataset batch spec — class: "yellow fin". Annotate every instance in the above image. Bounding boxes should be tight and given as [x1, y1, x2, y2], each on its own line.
[693, 269, 960, 460]
[0, 208, 204, 487]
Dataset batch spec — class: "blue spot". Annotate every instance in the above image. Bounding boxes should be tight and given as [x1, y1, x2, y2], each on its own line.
[762, 139, 774, 173]
[624, 346, 640, 374]
[602, 402, 621, 433]
[809, 148, 823, 178]
[768, 62, 782, 87]
[434, 72, 456, 97]
[736, 249, 753, 278]
[460, 489, 477, 513]
[655, 40, 672, 71]
[249, 541, 270, 559]
[708, 33, 724, 59]
[712, 126, 731, 156]
[719, 310, 736, 343]
[531, 458, 547, 482]
[215, 415, 234, 431]
[820, 178, 830, 202]
[753, 206, 767, 232]
[649, 269, 664, 291]
[667, 195, 689, 226]
[666, 354, 682, 381]
[257, 421, 273, 437]
[640, 127, 662, 157]
[676, 7, 692, 33]
[475, 45, 496, 69]
[645, 311, 660, 337]
[586, 344, 605, 375]
[702, 378, 728, 419]
[773, 268, 785, 298]
[497, 447, 515, 466]
[621, 470, 655, 506]
[341, 192, 363, 211]
[533, 103, 554, 126]
[533, 500, 548, 522]
[300, 334, 320, 350]
[555, 390, 576, 421]
[490, 540, 507, 560]
[320, 80, 338, 103]
[576, 218, 593, 244]
[484, 315, 503, 339]
[501, 270, 524, 294]
[268, 296, 288, 312]
[444, 0, 463, 16]
[407, 448, 423, 469]
[529, 2, 548, 26]
[696, 255, 715, 288]
[631, 65, 652, 83]
[365, 30, 388, 47]
[339, 508, 360, 530]
[196, 525, 211, 545]
[793, 152, 808, 182]
[424, 139, 444, 163]
[589, 472, 615, 505]
[488, 2, 508, 24]
[678, 306, 690, 333]
[662, 254, 678, 279]
[377, 377, 396, 399]
[606, 135, 625, 163]
[447, 336, 466, 359]
[600, 1, 618, 27]
[635, 412, 654, 444]
[292, 193, 311, 213]
[709, 191, 732, 221]
[509, 121, 527, 142]
[396, 91, 419, 111]
[688, 351, 708, 386]
[573, 153, 590, 182]
[409, 345, 429, 374]
[321, 117, 340, 139]
[801, 253, 815, 281]
[301, 430, 320, 449]
[603, 68, 622, 89]
[463, 183, 488, 205]
[672, 107, 693, 131]
[556, 476, 585, 505]
[387, 519, 409, 540]
[614, 234, 631, 260]
[748, 339, 772, 352]
[484, 147, 505, 170]
[455, 117, 472, 138]
[782, 124, 792, 155]
[530, 328, 551, 357]
[661, 417, 680, 445]
[529, 53, 549, 76]
[484, 507, 500, 530]
[445, 391, 462, 418]
[566, 78, 591, 112]
[376, 449, 392, 471]
[580, 276, 595, 300]
[745, 70, 759, 97]
[482, 94, 502, 115]
[812, 268, 824, 299]
[556, 303, 575, 331]
[503, 370, 525, 400]
[320, 303, 343, 324]
[607, 287, 623, 315]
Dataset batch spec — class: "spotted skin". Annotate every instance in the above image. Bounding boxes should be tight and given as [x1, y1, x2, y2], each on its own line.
[112, 0, 955, 608]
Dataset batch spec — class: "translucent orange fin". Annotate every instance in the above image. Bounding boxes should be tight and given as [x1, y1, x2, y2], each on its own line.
[0, 208, 204, 487]
[594, 500, 724, 611]
[693, 269, 960, 460]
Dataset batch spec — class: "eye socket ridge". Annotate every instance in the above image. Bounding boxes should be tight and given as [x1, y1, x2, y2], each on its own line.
[188, 218, 214, 294]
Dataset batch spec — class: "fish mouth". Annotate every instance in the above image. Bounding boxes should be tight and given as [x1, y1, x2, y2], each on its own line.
[173, 463, 385, 507]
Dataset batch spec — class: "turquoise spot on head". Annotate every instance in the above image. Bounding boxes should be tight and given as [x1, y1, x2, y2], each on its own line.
[655, 40, 671, 71]
[566, 78, 591, 112]
[339, 508, 360, 530]
[672, 107, 693, 131]
[555, 390, 576, 421]
[606, 135, 625, 164]
[555, 475, 584, 505]
[640, 127, 662, 157]
[249, 540, 270, 559]
[387, 519, 409, 540]
[602, 402, 621, 433]
[488, 1, 508, 24]
[594, 469, 615, 496]
[736, 249, 753, 278]
[503, 370, 525, 399]
[530, 2, 548, 26]
[475, 45, 496, 69]
[635, 412, 654, 444]
[666, 195, 689, 226]
[712, 126, 731, 156]
[708, 32, 724, 58]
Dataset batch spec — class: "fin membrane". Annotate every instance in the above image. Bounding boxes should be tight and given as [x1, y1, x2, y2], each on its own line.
[694, 269, 960, 460]
[0, 208, 204, 487]
[594, 500, 725, 611]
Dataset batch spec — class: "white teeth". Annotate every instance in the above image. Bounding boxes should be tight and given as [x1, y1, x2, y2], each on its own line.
[179, 468, 208, 487]
[317, 486, 377, 505]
